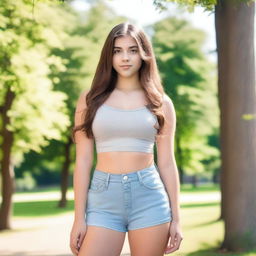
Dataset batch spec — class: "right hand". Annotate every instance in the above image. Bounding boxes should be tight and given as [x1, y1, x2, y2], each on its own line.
[70, 219, 87, 255]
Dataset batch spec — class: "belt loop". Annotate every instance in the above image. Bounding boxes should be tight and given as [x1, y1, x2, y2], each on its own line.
[137, 171, 142, 184]
[105, 173, 110, 188]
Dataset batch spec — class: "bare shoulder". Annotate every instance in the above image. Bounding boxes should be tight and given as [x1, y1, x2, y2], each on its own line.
[162, 93, 176, 122]
[75, 89, 90, 113]
[74, 89, 91, 134]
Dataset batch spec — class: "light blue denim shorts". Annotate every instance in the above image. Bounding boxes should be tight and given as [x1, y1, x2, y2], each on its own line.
[85, 163, 172, 233]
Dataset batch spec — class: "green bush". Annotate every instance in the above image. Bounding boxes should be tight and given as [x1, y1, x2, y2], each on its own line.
[15, 172, 37, 192]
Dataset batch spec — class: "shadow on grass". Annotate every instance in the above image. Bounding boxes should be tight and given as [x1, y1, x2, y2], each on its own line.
[187, 241, 256, 256]
[184, 218, 222, 230]
[187, 248, 256, 256]
[14, 200, 74, 217]
[195, 218, 222, 228]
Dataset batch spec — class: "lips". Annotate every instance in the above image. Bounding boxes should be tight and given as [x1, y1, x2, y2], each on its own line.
[120, 65, 132, 69]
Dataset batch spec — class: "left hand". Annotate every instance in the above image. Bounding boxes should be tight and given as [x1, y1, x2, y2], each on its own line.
[164, 220, 183, 254]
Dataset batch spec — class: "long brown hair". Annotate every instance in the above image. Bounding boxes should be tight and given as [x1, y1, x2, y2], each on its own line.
[72, 22, 167, 142]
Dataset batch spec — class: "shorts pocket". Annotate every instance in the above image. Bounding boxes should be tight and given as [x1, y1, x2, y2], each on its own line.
[89, 177, 108, 193]
[139, 170, 164, 190]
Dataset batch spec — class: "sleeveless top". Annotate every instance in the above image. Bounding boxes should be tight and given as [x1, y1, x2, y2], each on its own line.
[92, 103, 159, 153]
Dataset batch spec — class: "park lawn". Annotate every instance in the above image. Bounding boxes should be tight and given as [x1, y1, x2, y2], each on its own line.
[14, 183, 220, 195]
[178, 201, 223, 255]
[180, 183, 220, 193]
[12, 186, 256, 256]
[12, 183, 219, 217]
[13, 199, 74, 217]
[14, 185, 74, 195]
[171, 202, 256, 256]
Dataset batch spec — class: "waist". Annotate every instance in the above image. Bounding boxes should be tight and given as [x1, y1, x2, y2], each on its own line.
[95, 152, 154, 174]
[92, 163, 157, 181]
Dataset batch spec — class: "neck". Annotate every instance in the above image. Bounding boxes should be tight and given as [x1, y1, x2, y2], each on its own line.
[115, 75, 142, 92]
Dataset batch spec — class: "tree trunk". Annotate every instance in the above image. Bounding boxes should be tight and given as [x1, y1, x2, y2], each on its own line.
[212, 168, 220, 184]
[192, 175, 198, 187]
[215, 0, 256, 251]
[0, 87, 15, 230]
[58, 136, 72, 208]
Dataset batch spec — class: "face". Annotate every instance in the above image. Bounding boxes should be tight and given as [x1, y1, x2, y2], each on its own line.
[112, 35, 142, 78]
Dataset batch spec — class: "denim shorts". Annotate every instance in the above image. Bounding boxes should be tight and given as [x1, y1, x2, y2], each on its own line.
[85, 163, 172, 233]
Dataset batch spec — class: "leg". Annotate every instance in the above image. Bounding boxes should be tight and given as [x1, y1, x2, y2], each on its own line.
[78, 226, 126, 256]
[128, 222, 170, 256]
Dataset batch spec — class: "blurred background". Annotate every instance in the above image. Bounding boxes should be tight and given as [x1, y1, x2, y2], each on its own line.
[0, 0, 255, 255]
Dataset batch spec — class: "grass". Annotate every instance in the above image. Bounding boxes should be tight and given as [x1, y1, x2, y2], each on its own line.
[14, 183, 220, 194]
[9, 184, 256, 255]
[178, 202, 224, 255]
[13, 200, 74, 217]
[180, 183, 220, 193]
[14, 185, 73, 194]
[172, 201, 256, 256]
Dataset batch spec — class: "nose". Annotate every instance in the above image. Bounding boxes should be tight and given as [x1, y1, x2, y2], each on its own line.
[122, 51, 130, 61]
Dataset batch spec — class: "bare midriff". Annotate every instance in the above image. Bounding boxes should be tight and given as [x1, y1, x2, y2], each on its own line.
[94, 151, 155, 174]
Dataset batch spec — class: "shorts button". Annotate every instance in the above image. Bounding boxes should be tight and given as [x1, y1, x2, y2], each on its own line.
[123, 175, 128, 180]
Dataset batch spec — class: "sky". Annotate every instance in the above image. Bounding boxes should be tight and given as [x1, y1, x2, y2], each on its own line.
[71, 0, 256, 64]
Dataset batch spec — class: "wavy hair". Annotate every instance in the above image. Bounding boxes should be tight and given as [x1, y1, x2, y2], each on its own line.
[72, 22, 167, 142]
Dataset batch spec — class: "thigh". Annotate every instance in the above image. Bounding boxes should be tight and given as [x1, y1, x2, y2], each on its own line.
[128, 222, 170, 256]
[128, 169, 171, 231]
[78, 226, 126, 256]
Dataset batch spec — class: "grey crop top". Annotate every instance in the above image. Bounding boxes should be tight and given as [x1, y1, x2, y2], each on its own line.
[92, 103, 159, 153]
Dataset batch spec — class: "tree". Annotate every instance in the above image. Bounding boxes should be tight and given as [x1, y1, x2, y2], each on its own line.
[154, 0, 256, 252]
[14, 0, 126, 209]
[53, 1, 126, 206]
[0, 0, 71, 230]
[151, 17, 219, 185]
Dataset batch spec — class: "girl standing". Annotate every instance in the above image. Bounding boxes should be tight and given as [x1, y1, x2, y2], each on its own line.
[70, 22, 183, 256]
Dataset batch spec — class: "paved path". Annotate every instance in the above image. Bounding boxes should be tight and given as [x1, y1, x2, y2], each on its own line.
[0, 213, 131, 256]
[0, 191, 220, 256]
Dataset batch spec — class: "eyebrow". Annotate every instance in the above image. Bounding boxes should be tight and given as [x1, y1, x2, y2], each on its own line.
[113, 45, 138, 49]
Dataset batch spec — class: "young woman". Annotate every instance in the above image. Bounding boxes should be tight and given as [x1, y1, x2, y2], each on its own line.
[70, 22, 183, 256]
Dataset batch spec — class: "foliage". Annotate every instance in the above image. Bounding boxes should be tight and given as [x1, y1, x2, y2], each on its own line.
[15, 0, 127, 182]
[152, 17, 220, 175]
[153, 0, 255, 12]
[0, 0, 71, 166]
[15, 171, 37, 191]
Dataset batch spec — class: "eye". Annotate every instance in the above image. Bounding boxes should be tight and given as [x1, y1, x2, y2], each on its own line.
[130, 49, 138, 54]
[113, 49, 121, 54]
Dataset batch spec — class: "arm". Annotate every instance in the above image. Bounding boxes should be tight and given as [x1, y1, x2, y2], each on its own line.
[156, 94, 181, 223]
[73, 89, 94, 223]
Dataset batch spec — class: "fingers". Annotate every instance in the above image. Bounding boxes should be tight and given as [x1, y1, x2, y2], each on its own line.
[76, 235, 81, 251]
[70, 235, 80, 255]
[70, 227, 87, 256]
[70, 241, 79, 255]
[77, 232, 85, 251]
[164, 232, 183, 254]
